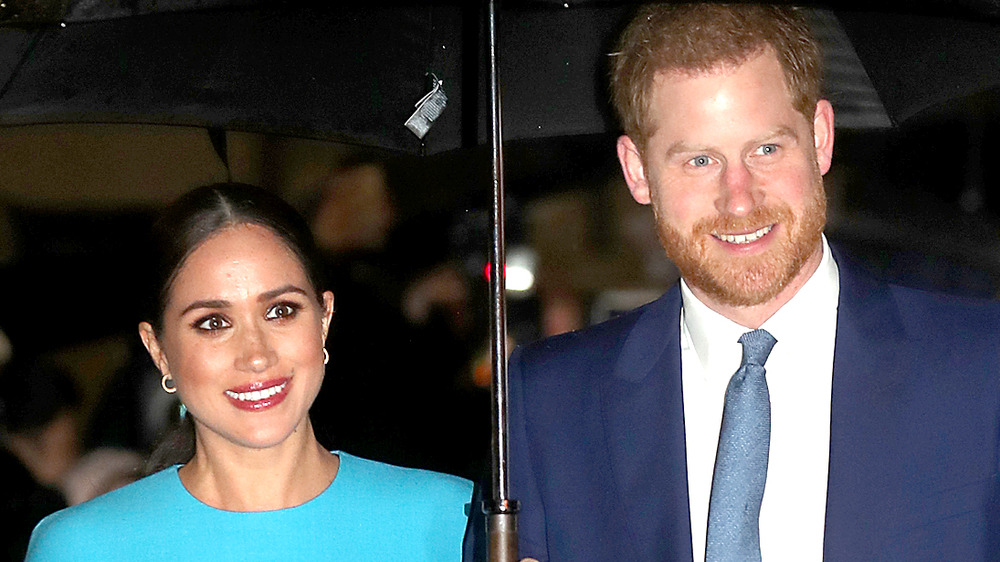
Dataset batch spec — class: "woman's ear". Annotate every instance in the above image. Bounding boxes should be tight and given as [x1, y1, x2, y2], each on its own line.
[320, 291, 335, 343]
[138, 322, 169, 375]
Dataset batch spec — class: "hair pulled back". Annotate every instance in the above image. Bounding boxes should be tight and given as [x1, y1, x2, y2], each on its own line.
[141, 183, 327, 474]
[142, 183, 326, 333]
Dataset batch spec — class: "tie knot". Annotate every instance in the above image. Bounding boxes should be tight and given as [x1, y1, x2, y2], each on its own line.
[738, 329, 777, 367]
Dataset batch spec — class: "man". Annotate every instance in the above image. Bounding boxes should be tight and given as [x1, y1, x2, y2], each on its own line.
[503, 4, 1000, 561]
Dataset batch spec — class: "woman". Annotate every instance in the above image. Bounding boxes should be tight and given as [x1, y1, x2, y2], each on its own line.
[26, 183, 473, 561]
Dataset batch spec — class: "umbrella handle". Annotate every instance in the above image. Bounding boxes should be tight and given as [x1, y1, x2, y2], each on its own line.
[488, 509, 520, 562]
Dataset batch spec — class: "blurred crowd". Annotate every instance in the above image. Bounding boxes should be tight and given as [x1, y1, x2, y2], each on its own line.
[0, 348, 143, 560]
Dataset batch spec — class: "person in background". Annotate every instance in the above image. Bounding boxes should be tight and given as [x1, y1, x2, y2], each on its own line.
[0, 356, 72, 562]
[27, 183, 473, 561]
[0, 354, 143, 561]
[488, 4, 1000, 561]
[306, 163, 488, 481]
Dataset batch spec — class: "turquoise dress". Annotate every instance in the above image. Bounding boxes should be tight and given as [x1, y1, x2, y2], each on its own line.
[27, 452, 473, 561]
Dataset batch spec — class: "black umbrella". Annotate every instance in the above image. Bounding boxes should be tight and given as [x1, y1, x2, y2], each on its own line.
[6, 2, 1000, 152]
[7, 1, 998, 154]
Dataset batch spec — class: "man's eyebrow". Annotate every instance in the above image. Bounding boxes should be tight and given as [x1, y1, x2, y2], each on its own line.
[756, 125, 799, 144]
[663, 141, 709, 159]
[258, 285, 310, 302]
[663, 126, 802, 159]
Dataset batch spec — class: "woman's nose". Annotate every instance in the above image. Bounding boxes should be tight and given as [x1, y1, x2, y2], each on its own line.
[235, 325, 277, 373]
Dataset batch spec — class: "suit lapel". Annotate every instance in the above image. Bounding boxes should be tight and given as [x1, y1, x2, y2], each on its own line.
[602, 287, 695, 561]
[823, 251, 913, 558]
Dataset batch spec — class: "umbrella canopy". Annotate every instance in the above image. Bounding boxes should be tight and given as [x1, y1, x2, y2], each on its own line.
[3, 1, 999, 156]
[0, 2, 469, 153]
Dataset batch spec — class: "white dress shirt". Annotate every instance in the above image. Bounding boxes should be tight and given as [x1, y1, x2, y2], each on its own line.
[680, 236, 840, 561]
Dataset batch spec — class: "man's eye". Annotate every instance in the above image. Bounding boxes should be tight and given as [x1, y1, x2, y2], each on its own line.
[688, 155, 712, 167]
[194, 315, 230, 331]
[755, 143, 778, 156]
[265, 303, 300, 320]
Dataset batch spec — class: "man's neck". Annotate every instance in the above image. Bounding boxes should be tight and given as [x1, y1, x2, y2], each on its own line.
[688, 244, 825, 330]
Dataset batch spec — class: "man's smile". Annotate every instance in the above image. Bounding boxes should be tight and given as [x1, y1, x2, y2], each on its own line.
[712, 224, 773, 245]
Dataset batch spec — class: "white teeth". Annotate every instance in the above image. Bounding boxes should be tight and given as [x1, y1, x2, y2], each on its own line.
[225, 381, 287, 402]
[714, 224, 772, 244]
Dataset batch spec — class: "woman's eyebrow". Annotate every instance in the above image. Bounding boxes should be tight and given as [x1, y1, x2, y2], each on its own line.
[179, 299, 230, 316]
[178, 286, 309, 316]
[258, 285, 309, 302]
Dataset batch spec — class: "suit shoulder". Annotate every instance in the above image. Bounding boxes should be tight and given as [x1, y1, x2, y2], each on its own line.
[888, 283, 1000, 332]
[836, 249, 1000, 335]
[523, 296, 652, 353]
[511, 289, 678, 380]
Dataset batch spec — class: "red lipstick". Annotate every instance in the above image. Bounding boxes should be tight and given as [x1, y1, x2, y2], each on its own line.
[224, 378, 290, 411]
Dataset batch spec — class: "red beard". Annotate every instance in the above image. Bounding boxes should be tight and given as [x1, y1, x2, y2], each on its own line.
[655, 184, 826, 307]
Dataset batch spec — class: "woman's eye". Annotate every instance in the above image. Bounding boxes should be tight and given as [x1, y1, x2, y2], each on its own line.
[265, 302, 300, 320]
[194, 315, 230, 331]
[688, 155, 712, 167]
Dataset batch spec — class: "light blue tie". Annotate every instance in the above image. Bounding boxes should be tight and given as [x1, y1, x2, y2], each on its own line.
[705, 329, 777, 562]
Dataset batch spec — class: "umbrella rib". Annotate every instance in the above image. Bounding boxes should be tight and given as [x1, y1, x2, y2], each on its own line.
[0, 28, 45, 102]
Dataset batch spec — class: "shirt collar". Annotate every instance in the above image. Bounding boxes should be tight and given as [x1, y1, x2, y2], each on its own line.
[680, 235, 840, 372]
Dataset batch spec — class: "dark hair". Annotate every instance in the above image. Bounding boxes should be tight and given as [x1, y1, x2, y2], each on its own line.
[610, 3, 822, 151]
[142, 182, 327, 332]
[141, 183, 327, 474]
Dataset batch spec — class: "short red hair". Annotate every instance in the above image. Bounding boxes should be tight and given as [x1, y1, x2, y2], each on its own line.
[610, 3, 823, 150]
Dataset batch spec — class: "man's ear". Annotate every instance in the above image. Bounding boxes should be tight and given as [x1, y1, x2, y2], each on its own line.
[138, 322, 169, 375]
[616, 135, 652, 205]
[813, 99, 835, 176]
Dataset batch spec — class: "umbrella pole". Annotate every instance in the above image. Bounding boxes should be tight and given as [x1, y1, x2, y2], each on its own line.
[483, 1, 519, 561]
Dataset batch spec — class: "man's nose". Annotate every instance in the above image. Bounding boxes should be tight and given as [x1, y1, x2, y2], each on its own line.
[235, 323, 277, 373]
[715, 161, 758, 217]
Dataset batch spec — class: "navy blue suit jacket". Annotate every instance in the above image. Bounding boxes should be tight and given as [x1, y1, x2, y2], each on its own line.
[502, 252, 1000, 561]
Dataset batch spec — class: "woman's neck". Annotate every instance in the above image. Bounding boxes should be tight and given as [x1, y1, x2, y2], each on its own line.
[177, 418, 339, 512]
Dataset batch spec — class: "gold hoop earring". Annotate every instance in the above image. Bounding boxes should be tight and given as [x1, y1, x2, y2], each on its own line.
[323, 348, 329, 365]
[161, 373, 177, 394]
